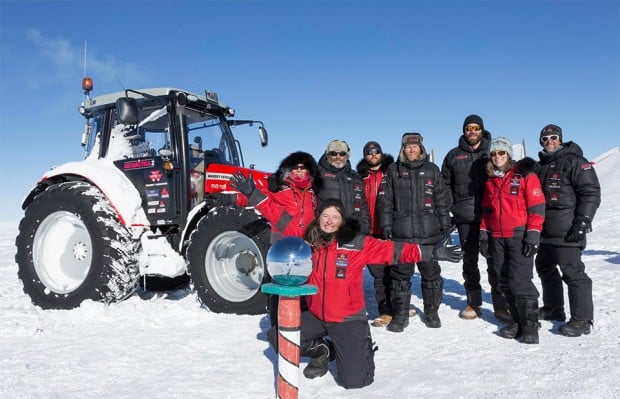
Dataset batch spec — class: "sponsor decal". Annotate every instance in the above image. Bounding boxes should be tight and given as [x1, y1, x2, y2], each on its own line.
[161, 188, 169, 198]
[336, 253, 348, 279]
[145, 189, 159, 198]
[456, 155, 468, 160]
[336, 253, 348, 267]
[533, 188, 543, 196]
[510, 177, 521, 195]
[149, 170, 163, 183]
[123, 159, 154, 170]
[206, 172, 233, 180]
[147, 200, 159, 206]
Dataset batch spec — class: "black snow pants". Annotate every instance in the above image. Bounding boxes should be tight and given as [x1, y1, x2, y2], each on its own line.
[268, 310, 375, 389]
[535, 244, 593, 321]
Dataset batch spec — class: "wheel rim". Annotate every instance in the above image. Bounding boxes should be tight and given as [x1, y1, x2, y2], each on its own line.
[33, 211, 93, 293]
[204, 230, 264, 302]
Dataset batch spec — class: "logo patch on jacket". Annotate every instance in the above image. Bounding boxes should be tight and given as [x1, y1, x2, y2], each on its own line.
[510, 177, 521, 195]
[335, 253, 348, 279]
[580, 163, 593, 171]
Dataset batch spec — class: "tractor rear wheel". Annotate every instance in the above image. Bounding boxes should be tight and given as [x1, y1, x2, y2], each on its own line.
[186, 206, 271, 315]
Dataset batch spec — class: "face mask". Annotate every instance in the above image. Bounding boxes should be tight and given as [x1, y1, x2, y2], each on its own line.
[288, 173, 311, 189]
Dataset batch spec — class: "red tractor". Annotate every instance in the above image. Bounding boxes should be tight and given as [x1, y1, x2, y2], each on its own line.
[15, 78, 273, 314]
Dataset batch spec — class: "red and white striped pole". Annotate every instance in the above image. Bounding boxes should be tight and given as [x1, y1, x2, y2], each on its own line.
[262, 284, 317, 399]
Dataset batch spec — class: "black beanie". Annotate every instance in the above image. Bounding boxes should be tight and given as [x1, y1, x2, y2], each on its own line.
[363, 141, 382, 155]
[463, 114, 484, 133]
[540, 124, 563, 143]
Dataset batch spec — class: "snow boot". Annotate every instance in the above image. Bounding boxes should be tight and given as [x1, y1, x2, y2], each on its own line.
[302, 338, 333, 379]
[387, 280, 412, 333]
[516, 299, 539, 344]
[371, 314, 393, 327]
[491, 290, 512, 323]
[538, 306, 566, 322]
[558, 319, 592, 337]
[499, 292, 521, 339]
[422, 278, 443, 328]
[460, 289, 482, 320]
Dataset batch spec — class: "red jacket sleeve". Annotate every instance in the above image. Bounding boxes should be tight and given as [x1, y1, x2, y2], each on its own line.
[359, 236, 423, 265]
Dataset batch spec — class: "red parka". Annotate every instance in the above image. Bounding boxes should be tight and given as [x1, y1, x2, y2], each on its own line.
[480, 160, 545, 239]
[306, 233, 423, 323]
[254, 185, 316, 240]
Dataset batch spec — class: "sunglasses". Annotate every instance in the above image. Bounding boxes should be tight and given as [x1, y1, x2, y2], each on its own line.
[329, 151, 348, 157]
[490, 150, 507, 157]
[541, 134, 560, 143]
[365, 148, 381, 156]
[292, 164, 307, 171]
[465, 125, 481, 132]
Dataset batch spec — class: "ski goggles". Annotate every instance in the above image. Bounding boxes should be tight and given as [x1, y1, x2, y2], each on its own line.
[465, 125, 481, 132]
[365, 148, 381, 155]
[540, 135, 560, 143]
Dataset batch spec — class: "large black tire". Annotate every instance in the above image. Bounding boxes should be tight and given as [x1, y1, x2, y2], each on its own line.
[186, 206, 271, 314]
[15, 181, 141, 309]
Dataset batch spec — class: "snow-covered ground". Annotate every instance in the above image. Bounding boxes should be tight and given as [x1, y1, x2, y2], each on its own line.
[1, 147, 619, 399]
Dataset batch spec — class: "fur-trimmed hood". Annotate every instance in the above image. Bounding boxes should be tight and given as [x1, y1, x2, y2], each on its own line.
[335, 217, 361, 245]
[515, 157, 538, 176]
[267, 151, 323, 192]
[355, 154, 395, 177]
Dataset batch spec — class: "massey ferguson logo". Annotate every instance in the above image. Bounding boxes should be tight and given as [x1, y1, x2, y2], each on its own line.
[123, 159, 155, 170]
[149, 170, 163, 182]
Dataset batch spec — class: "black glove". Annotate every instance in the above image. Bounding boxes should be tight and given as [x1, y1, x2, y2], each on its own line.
[522, 231, 540, 258]
[479, 240, 490, 259]
[479, 230, 490, 259]
[522, 242, 538, 258]
[382, 227, 393, 240]
[566, 216, 592, 243]
[440, 227, 452, 244]
[229, 171, 255, 198]
[432, 230, 463, 263]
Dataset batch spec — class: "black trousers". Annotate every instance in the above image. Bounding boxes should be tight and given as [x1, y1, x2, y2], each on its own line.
[268, 310, 375, 389]
[489, 235, 539, 301]
[458, 222, 502, 308]
[535, 244, 593, 321]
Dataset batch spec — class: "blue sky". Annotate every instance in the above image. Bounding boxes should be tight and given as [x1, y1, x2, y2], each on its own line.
[1, 1, 618, 222]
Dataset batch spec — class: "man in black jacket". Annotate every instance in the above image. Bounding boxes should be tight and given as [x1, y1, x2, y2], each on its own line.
[535, 124, 601, 337]
[317, 140, 371, 234]
[441, 115, 510, 322]
[379, 133, 451, 332]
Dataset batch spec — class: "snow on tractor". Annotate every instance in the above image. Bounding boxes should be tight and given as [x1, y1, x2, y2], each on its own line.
[15, 78, 274, 315]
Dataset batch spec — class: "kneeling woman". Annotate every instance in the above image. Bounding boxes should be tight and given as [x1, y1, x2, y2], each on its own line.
[269, 198, 461, 389]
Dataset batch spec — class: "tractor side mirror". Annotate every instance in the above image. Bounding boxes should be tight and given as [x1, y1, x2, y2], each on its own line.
[116, 97, 139, 125]
[258, 126, 268, 147]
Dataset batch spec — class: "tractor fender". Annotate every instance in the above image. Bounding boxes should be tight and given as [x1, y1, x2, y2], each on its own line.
[26, 158, 150, 227]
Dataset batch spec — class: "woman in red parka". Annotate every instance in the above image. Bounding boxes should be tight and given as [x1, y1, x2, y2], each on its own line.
[267, 198, 462, 389]
[480, 137, 545, 344]
[231, 151, 322, 243]
[230, 151, 322, 325]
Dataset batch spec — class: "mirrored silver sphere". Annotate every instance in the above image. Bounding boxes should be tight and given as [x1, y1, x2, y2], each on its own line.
[266, 236, 313, 286]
